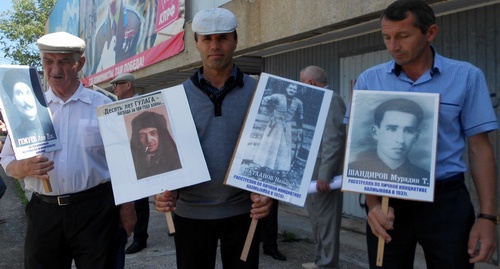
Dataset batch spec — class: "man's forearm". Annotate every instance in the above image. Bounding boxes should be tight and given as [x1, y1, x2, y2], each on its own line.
[468, 133, 497, 215]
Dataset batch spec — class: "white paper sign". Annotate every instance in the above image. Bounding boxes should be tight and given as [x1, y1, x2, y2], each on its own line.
[0, 65, 61, 160]
[225, 73, 332, 206]
[308, 175, 342, 194]
[97, 85, 210, 204]
[342, 90, 439, 202]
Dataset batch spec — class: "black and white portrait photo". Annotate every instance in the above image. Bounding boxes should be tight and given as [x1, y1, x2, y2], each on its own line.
[348, 97, 431, 183]
[1, 67, 56, 148]
[0, 65, 60, 160]
[242, 77, 324, 191]
[225, 73, 333, 206]
[342, 90, 439, 202]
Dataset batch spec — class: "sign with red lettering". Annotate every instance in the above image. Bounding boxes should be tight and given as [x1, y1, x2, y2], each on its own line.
[47, 0, 186, 86]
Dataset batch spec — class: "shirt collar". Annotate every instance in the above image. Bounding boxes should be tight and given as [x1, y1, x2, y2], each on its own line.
[190, 65, 245, 91]
[389, 46, 440, 77]
[197, 65, 238, 88]
[46, 82, 93, 105]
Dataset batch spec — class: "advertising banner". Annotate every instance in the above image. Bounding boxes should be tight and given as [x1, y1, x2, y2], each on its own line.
[47, 0, 186, 86]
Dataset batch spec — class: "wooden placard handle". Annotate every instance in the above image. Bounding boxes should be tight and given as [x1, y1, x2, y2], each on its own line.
[376, 196, 389, 266]
[42, 178, 52, 193]
[165, 211, 175, 234]
[240, 218, 258, 261]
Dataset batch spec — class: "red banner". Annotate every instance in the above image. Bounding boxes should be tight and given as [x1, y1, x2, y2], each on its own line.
[82, 31, 184, 87]
[155, 0, 180, 33]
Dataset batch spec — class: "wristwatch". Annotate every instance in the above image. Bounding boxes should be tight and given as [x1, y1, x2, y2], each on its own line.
[477, 213, 499, 225]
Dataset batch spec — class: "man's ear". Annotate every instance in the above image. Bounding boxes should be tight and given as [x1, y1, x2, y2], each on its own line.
[371, 125, 379, 139]
[426, 24, 438, 43]
[413, 130, 421, 142]
[77, 56, 86, 72]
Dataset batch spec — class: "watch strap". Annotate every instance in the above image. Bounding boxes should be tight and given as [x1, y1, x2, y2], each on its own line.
[477, 213, 499, 225]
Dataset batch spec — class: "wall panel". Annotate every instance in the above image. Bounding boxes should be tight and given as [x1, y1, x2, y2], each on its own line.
[264, 3, 500, 220]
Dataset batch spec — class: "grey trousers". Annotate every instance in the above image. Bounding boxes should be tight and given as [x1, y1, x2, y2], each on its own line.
[306, 188, 343, 268]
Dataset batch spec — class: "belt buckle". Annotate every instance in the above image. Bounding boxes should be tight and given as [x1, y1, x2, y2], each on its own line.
[57, 195, 70, 206]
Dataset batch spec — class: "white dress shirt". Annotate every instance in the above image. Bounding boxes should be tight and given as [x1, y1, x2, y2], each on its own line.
[1, 83, 112, 195]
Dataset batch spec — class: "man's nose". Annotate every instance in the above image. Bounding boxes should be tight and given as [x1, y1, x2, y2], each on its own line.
[387, 39, 400, 52]
[26, 97, 36, 106]
[395, 130, 405, 143]
[209, 40, 222, 49]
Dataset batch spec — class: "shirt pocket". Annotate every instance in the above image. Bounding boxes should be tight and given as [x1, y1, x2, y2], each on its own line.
[79, 119, 104, 148]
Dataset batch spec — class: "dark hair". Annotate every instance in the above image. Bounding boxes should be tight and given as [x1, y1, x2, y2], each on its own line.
[381, 0, 436, 34]
[194, 30, 238, 42]
[131, 111, 168, 142]
[2, 69, 31, 100]
[374, 98, 424, 127]
[130, 111, 169, 160]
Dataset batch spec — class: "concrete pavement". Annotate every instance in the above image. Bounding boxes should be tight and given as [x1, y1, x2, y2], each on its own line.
[0, 166, 497, 269]
[0, 172, 368, 269]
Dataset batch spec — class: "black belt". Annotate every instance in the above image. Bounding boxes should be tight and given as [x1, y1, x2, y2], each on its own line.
[435, 173, 464, 192]
[33, 182, 111, 206]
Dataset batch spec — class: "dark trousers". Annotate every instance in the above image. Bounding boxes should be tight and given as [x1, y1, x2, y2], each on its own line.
[115, 227, 127, 269]
[174, 213, 260, 269]
[366, 177, 475, 269]
[0, 176, 6, 199]
[24, 185, 118, 269]
[132, 197, 150, 243]
[260, 200, 278, 251]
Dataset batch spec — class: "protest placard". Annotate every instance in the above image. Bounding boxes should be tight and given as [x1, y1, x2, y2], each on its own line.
[97, 85, 210, 205]
[225, 73, 332, 207]
[0, 65, 60, 160]
[342, 90, 439, 265]
[342, 90, 439, 202]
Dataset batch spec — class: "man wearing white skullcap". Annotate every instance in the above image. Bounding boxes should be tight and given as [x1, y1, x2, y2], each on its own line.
[0, 31, 135, 268]
[155, 8, 273, 269]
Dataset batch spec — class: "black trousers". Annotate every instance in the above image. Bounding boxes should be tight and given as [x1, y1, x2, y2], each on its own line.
[174, 213, 261, 269]
[132, 196, 150, 243]
[24, 184, 119, 269]
[260, 199, 278, 251]
[366, 176, 475, 269]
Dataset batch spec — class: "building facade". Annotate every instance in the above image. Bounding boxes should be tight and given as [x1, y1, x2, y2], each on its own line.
[89, 0, 499, 263]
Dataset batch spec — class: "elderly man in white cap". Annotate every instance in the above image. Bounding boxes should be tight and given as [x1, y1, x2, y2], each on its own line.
[155, 8, 273, 269]
[0, 31, 135, 268]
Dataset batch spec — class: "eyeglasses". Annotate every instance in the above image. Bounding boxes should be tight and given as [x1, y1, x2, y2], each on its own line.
[112, 81, 128, 88]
